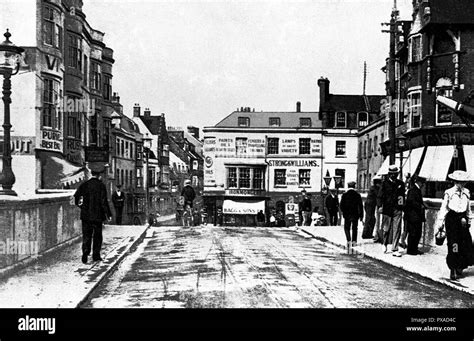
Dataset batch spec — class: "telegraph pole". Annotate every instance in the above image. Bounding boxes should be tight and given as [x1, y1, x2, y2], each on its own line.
[382, 1, 399, 165]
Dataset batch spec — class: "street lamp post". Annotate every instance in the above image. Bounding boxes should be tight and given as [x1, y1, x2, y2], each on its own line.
[0, 30, 24, 196]
[397, 136, 407, 180]
[143, 133, 152, 221]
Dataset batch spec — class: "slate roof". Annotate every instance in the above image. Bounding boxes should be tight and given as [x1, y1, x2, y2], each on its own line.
[214, 111, 322, 128]
[321, 94, 386, 113]
[422, 0, 474, 26]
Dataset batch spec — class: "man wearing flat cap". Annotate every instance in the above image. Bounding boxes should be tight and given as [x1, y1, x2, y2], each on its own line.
[404, 175, 426, 255]
[74, 163, 112, 264]
[377, 165, 406, 257]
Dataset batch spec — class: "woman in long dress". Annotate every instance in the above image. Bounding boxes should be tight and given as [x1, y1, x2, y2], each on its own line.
[435, 170, 474, 280]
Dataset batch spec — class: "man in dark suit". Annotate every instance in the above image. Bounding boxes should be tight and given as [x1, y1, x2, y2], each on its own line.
[74, 163, 112, 264]
[112, 184, 125, 225]
[404, 175, 426, 255]
[340, 181, 364, 247]
[325, 189, 339, 226]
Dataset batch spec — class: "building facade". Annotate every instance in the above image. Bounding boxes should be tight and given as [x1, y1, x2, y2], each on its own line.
[318, 77, 385, 190]
[380, 0, 474, 198]
[203, 105, 324, 226]
[0, 0, 116, 195]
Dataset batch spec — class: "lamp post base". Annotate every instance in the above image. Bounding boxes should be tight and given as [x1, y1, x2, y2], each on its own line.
[0, 188, 17, 196]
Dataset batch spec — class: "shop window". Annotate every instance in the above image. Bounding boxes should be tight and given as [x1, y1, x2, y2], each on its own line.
[299, 169, 311, 186]
[228, 168, 237, 188]
[239, 168, 251, 188]
[253, 168, 264, 189]
[274, 169, 286, 186]
[336, 140, 346, 157]
[267, 138, 279, 155]
[299, 138, 310, 155]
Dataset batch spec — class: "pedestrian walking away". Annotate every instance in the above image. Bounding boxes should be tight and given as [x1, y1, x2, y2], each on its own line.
[404, 175, 426, 256]
[257, 210, 265, 227]
[112, 184, 125, 225]
[435, 170, 474, 280]
[181, 179, 196, 208]
[340, 181, 364, 248]
[74, 163, 112, 264]
[325, 188, 339, 226]
[378, 165, 405, 257]
[362, 175, 381, 239]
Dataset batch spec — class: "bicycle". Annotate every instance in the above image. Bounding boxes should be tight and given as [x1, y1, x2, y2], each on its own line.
[182, 204, 194, 227]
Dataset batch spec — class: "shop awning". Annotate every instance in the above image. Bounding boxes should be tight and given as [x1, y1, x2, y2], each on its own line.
[40, 152, 86, 189]
[462, 145, 474, 180]
[376, 147, 424, 178]
[223, 200, 265, 215]
[418, 145, 455, 181]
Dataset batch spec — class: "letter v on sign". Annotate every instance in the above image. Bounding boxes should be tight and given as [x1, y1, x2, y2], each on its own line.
[45, 55, 56, 71]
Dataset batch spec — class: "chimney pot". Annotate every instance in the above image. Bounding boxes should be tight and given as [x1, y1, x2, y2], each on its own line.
[296, 102, 301, 112]
[133, 103, 141, 117]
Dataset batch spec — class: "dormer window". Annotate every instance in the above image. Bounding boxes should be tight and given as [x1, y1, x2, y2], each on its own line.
[238, 117, 250, 127]
[299, 118, 311, 128]
[269, 117, 281, 127]
[358, 112, 368, 127]
[335, 112, 347, 128]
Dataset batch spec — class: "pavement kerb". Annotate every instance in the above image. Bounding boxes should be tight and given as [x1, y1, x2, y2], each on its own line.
[75, 223, 151, 308]
[75, 214, 176, 308]
[297, 226, 474, 297]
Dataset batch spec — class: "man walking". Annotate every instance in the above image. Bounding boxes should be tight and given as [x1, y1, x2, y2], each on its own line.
[74, 164, 112, 264]
[377, 165, 406, 257]
[112, 184, 125, 225]
[404, 175, 426, 255]
[300, 190, 312, 226]
[340, 181, 364, 248]
[325, 189, 339, 226]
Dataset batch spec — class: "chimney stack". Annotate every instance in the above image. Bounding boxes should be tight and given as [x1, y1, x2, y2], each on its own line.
[296, 101, 301, 113]
[144, 108, 151, 117]
[133, 103, 141, 117]
[317, 77, 330, 111]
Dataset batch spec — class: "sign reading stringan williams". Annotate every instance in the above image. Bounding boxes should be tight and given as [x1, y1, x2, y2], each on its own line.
[267, 159, 319, 167]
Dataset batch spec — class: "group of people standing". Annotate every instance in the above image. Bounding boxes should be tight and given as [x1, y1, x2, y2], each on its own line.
[346, 165, 474, 280]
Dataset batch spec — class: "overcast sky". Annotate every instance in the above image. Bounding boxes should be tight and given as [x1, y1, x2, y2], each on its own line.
[84, 0, 413, 130]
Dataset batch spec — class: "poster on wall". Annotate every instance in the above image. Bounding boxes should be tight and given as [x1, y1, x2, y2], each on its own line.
[204, 137, 216, 186]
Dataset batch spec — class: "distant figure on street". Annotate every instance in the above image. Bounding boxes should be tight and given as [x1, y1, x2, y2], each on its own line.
[378, 165, 405, 257]
[404, 175, 426, 256]
[257, 210, 265, 227]
[362, 175, 382, 239]
[74, 164, 112, 264]
[435, 170, 474, 280]
[112, 184, 125, 225]
[181, 179, 196, 208]
[340, 181, 364, 247]
[325, 189, 339, 226]
[399, 173, 413, 249]
[299, 190, 312, 226]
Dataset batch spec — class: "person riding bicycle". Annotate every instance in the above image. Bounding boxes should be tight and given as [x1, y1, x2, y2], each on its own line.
[181, 179, 196, 209]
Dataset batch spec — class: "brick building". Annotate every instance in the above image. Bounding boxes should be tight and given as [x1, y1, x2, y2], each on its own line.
[379, 0, 474, 198]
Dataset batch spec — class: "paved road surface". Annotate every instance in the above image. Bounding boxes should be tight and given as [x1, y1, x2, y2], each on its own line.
[84, 225, 474, 308]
